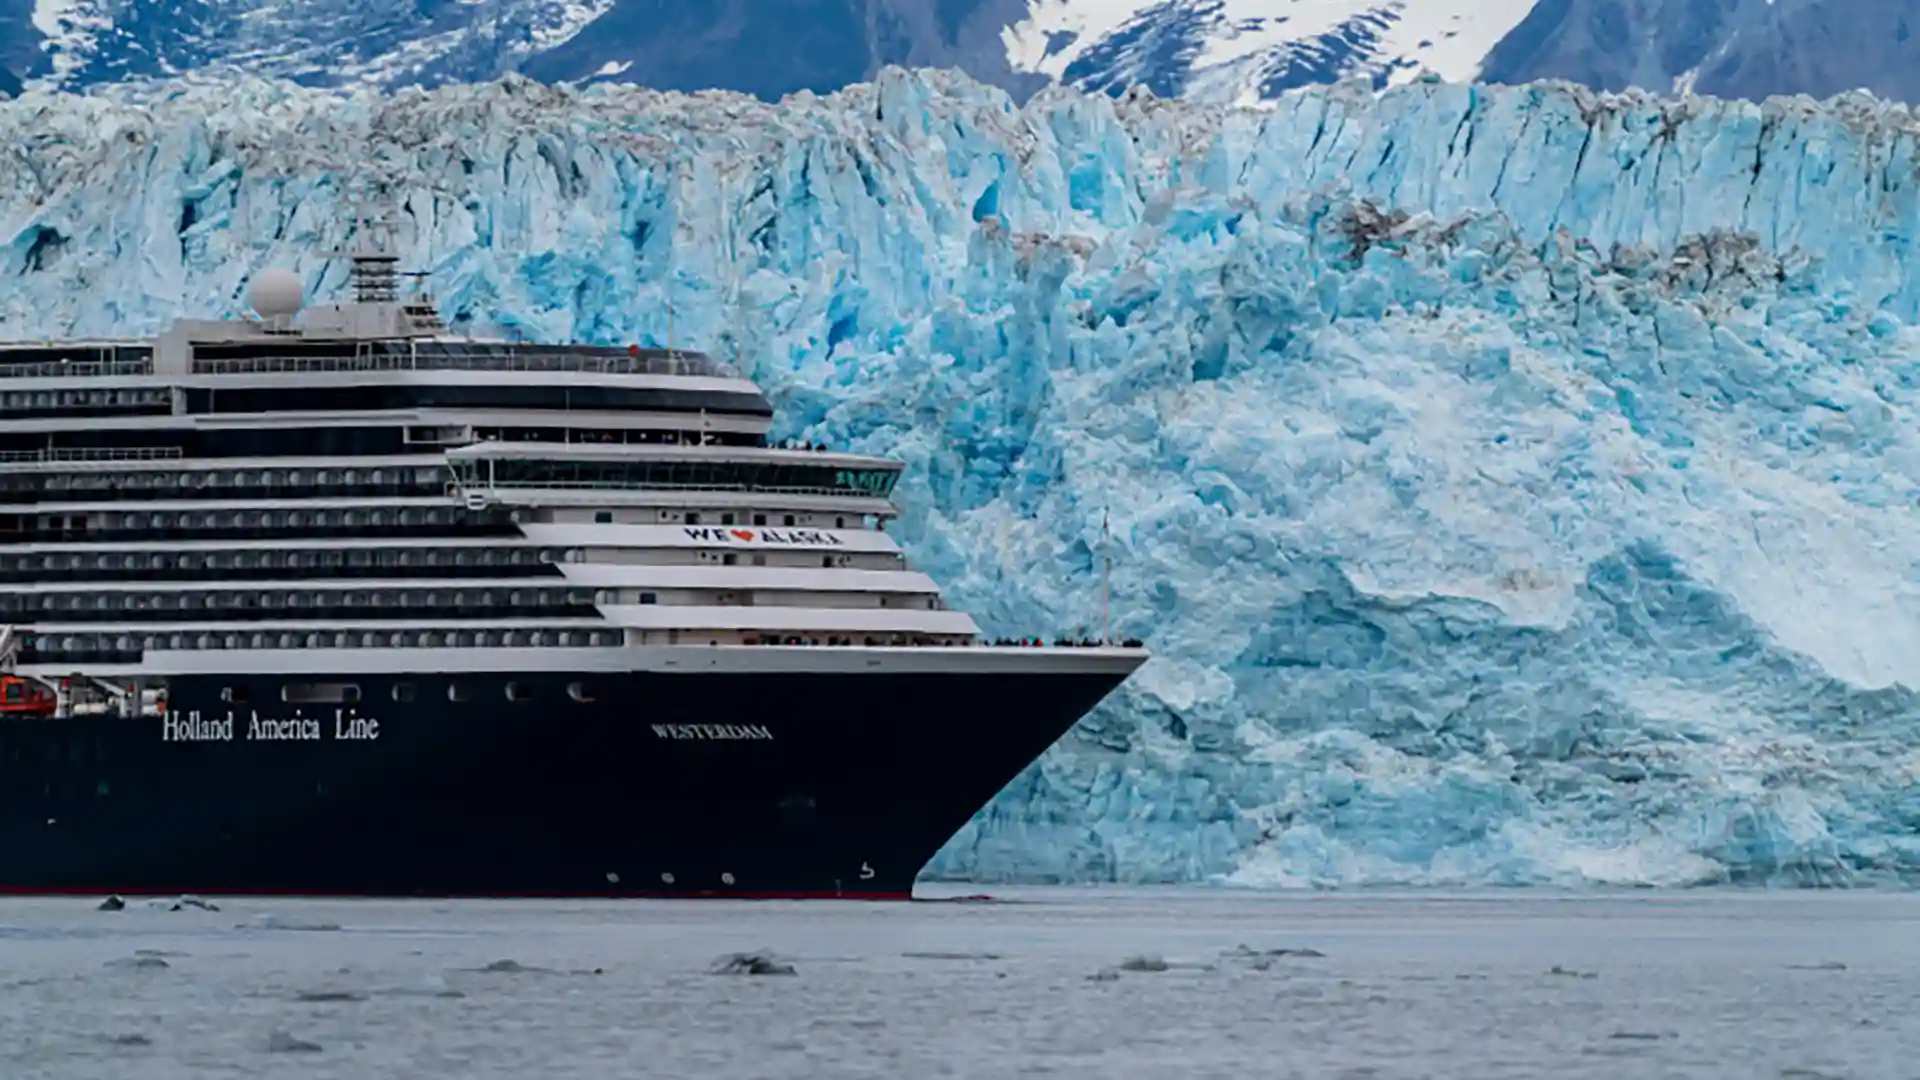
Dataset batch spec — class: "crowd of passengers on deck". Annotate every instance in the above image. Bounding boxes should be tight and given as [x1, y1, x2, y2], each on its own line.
[743, 636, 1142, 648]
[990, 636, 1146, 649]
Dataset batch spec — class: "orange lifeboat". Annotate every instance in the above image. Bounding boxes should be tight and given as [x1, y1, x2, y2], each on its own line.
[0, 675, 57, 718]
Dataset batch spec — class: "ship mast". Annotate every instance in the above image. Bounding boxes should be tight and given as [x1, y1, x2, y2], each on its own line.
[342, 210, 400, 303]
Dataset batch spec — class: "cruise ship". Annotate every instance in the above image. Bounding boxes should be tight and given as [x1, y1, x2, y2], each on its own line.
[0, 220, 1147, 900]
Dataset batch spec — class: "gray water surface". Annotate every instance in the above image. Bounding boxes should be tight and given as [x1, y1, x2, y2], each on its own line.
[1, 886, 1914, 1079]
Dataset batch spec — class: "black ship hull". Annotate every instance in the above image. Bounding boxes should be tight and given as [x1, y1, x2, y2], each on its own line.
[0, 665, 1128, 900]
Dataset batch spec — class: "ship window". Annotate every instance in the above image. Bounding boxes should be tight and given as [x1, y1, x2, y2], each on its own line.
[505, 681, 533, 703]
[836, 517, 846, 528]
[221, 685, 250, 705]
[721, 513, 735, 525]
[753, 514, 766, 526]
[752, 554, 767, 566]
[722, 553, 737, 566]
[639, 592, 658, 605]
[281, 682, 360, 705]
[448, 682, 469, 703]
[687, 513, 701, 525]
[784, 515, 796, 526]
[567, 681, 595, 703]
[594, 511, 613, 524]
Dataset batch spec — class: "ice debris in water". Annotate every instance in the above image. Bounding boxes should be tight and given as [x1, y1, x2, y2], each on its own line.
[472, 959, 556, 974]
[1223, 944, 1327, 970]
[294, 990, 369, 1002]
[1547, 965, 1598, 979]
[246, 913, 342, 931]
[711, 951, 797, 976]
[9, 69, 1920, 887]
[96, 1034, 152, 1047]
[1227, 945, 1326, 959]
[144, 895, 217, 912]
[103, 955, 170, 971]
[266, 1031, 323, 1054]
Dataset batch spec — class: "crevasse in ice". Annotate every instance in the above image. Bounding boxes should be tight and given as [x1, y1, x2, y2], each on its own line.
[4, 70, 1920, 887]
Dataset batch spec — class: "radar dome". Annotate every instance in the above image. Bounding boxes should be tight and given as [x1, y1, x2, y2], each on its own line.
[247, 268, 303, 320]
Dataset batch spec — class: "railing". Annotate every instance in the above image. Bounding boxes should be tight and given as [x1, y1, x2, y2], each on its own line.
[0, 359, 154, 379]
[191, 348, 732, 379]
[0, 447, 185, 464]
[468, 479, 888, 499]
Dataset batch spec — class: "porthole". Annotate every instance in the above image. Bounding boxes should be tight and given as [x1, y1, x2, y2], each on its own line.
[567, 681, 595, 703]
[449, 681, 469, 703]
[505, 682, 533, 703]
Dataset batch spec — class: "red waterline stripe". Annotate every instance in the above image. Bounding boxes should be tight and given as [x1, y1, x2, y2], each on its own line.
[0, 885, 917, 902]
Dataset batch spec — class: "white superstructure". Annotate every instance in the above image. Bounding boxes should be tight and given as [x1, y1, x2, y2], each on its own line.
[0, 220, 1140, 690]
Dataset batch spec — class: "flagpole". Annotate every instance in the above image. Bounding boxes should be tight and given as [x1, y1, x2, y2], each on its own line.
[1101, 507, 1112, 646]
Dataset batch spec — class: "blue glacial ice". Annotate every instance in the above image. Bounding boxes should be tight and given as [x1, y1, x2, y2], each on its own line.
[4, 70, 1920, 887]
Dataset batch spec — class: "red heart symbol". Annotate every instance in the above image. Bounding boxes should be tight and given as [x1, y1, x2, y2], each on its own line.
[729, 529, 755, 541]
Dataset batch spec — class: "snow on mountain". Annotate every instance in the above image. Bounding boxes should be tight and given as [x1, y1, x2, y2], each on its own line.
[6, 69, 1920, 888]
[9, 0, 1916, 110]
[1480, 0, 1920, 105]
[1, 0, 1051, 101]
[1002, 0, 1539, 103]
[15, 0, 615, 89]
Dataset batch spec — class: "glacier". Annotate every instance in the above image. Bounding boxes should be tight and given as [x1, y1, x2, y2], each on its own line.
[4, 69, 1920, 887]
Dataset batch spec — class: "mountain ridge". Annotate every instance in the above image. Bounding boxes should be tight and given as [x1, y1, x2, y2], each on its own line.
[5, 0, 1918, 107]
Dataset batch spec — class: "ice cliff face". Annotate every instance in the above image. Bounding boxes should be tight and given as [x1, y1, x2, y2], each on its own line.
[5, 69, 1920, 887]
